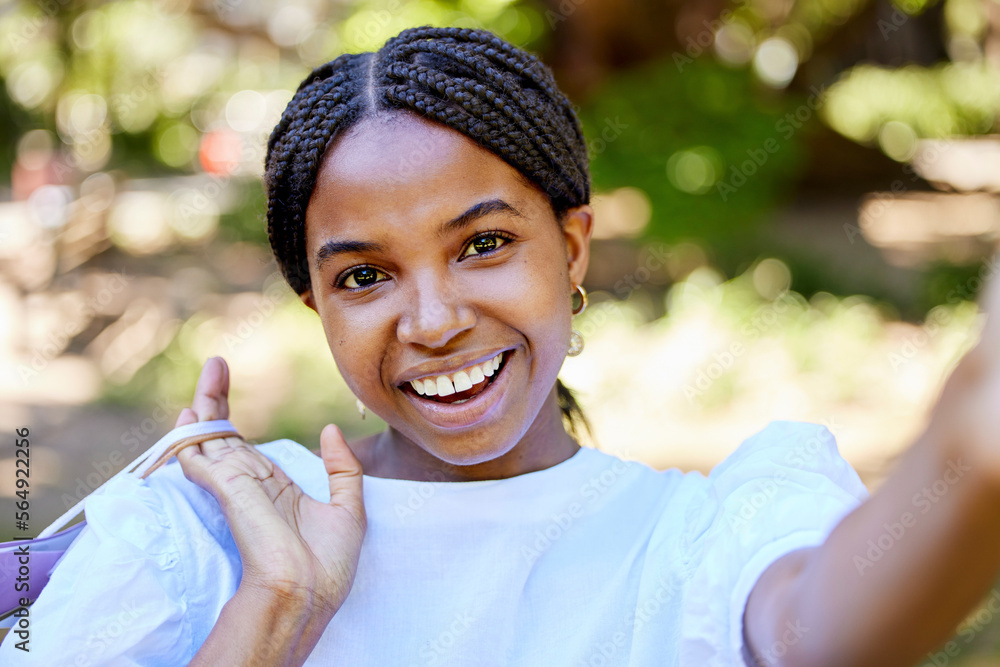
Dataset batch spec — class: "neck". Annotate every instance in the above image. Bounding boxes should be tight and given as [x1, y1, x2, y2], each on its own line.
[356, 384, 580, 482]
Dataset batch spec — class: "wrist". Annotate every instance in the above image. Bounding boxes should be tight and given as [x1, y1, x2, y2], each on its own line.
[236, 579, 337, 620]
[232, 583, 336, 665]
[191, 582, 335, 667]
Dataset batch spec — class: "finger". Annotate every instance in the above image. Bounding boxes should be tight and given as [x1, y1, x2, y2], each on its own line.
[175, 422, 208, 480]
[174, 414, 240, 470]
[193, 358, 239, 457]
[218, 357, 230, 416]
[176, 408, 214, 466]
[174, 406, 198, 430]
[192, 356, 230, 421]
[200, 434, 244, 458]
[320, 424, 366, 524]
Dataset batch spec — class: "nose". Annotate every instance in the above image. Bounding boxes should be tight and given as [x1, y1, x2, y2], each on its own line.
[396, 272, 476, 348]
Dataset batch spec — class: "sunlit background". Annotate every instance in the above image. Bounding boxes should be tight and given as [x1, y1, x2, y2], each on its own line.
[2, 0, 1000, 658]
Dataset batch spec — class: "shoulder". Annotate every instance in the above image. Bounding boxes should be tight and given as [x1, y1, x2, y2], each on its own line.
[575, 444, 687, 502]
[704, 420, 866, 502]
[675, 420, 870, 663]
[679, 420, 869, 544]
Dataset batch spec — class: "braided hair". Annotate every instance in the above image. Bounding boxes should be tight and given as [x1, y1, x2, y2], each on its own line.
[264, 25, 592, 438]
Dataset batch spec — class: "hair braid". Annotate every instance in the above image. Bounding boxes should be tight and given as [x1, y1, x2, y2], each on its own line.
[264, 53, 372, 289]
[264, 26, 592, 438]
[383, 63, 552, 182]
[394, 37, 585, 204]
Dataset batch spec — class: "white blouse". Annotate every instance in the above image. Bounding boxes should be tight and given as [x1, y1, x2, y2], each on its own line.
[0, 420, 868, 666]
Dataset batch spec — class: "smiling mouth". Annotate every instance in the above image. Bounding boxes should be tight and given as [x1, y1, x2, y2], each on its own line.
[400, 350, 511, 405]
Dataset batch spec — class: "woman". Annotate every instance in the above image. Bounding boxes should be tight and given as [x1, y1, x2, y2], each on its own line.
[6, 26, 1000, 666]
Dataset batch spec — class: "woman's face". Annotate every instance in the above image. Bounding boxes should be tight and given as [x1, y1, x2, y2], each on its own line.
[301, 111, 592, 473]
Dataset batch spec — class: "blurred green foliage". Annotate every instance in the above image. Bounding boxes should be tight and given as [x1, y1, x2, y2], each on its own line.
[823, 62, 1000, 143]
[0, 0, 544, 178]
[580, 57, 804, 250]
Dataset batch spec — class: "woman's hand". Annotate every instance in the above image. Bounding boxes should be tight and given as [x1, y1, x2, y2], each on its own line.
[173, 356, 367, 620]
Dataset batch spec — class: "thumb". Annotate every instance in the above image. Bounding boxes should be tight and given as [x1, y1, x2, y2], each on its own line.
[320, 423, 366, 523]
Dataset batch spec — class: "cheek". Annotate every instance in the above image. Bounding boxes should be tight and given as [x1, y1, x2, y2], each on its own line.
[316, 308, 388, 394]
[475, 249, 563, 303]
[471, 250, 571, 352]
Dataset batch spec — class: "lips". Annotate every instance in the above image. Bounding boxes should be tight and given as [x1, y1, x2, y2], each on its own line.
[400, 350, 514, 429]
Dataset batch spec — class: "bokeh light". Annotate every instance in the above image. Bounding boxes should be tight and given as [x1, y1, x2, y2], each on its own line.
[878, 120, 918, 161]
[714, 22, 756, 66]
[107, 191, 172, 254]
[753, 37, 799, 88]
[667, 147, 722, 195]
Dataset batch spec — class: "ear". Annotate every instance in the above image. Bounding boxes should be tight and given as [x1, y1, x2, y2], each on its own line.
[300, 289, 317, 312]
[561, 204, 594, 287]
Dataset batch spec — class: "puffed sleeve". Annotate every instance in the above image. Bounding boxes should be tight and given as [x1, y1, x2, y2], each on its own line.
[678, 420, 870, 666]
[0, 464, 236, 666]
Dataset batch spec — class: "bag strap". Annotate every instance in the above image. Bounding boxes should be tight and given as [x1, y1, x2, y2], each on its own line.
[134, 423, 243, 479]
[37, 420, 243, 539]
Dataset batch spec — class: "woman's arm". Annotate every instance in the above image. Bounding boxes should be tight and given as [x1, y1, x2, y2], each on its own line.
[745, 268, 1000, 667]
[189, 584, 335, 667]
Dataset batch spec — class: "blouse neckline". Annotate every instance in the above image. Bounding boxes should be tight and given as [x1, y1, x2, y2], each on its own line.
[360, 445, 595, 488]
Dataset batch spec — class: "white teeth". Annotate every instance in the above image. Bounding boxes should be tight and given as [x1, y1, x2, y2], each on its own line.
[453, 370, 473, 392]
[482, 353, 501, 376]
[408, 351, 506, 397]
[436, 375, 455, 396]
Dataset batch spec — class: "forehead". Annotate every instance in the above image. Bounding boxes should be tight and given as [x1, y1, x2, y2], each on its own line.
[304, 112, 545, 236]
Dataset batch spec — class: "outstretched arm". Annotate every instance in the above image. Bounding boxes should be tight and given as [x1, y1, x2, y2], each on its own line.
[745, 261, 1000, 667]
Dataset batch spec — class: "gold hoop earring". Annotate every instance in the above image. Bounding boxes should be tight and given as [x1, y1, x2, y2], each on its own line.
[568, 284, 587, 357]
[571, 284, 588, 316]
[356, 398, 366, 420]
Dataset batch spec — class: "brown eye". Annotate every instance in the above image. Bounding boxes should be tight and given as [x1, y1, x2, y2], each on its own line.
[342, 266, 387, 289]
[462, 232, 513, 258]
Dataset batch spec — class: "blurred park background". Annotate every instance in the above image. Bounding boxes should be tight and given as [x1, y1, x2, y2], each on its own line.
[2, 0, 1000, 661]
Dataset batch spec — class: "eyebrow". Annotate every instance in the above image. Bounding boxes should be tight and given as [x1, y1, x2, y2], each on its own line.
[314, 198, 524, 271]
